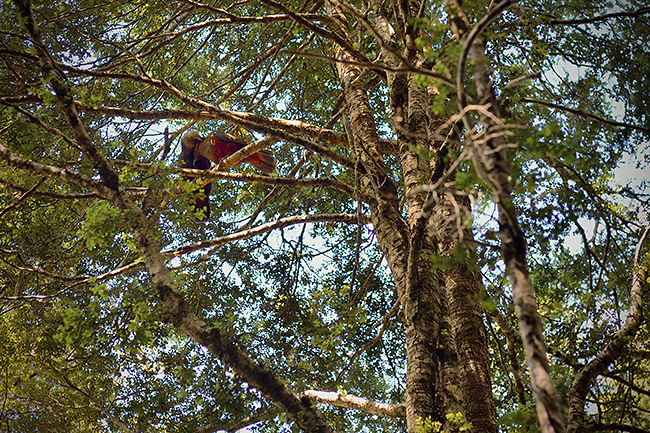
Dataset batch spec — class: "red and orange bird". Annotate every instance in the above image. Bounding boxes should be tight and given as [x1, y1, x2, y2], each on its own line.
[179, 130, 276, 221]
[179, 132, 212, 221]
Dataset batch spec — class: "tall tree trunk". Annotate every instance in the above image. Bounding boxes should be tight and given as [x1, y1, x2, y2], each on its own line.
[326, 0, 497, 430]
[436, 200, 497, 433]
[325, 1, 449, 429]
[445, 1, 566, 431]
[399, 0, 498, 427]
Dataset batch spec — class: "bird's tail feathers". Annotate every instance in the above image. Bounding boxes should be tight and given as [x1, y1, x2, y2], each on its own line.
[247, 149, 276, 174]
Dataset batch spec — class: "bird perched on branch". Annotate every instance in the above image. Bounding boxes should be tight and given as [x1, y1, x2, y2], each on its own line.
[178, 130, 276, 221]
[179, 134, 212, 221]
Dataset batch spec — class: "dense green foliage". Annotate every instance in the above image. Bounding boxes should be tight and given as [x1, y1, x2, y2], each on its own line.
[1, 0, 648, 432]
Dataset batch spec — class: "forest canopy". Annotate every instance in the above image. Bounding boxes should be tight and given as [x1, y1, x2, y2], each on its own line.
[0, 0, 649, 432]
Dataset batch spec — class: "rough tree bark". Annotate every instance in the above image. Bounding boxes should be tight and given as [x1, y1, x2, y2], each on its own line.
[326, 0, 497, 431]
[445, 0, 566, 432]
[325, 0, 447, 429]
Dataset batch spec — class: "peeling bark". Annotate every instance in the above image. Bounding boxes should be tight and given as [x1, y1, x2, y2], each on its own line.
[325, 1, 447, 429]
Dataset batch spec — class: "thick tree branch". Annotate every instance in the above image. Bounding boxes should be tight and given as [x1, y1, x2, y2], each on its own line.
[170, 213, 369, 256]
[85, 99, 357, 169]
[301, 390, 406, 418]
[0, 259, 140, 290]
[0, 141, 110, 197]
[69, 101, 348, 149]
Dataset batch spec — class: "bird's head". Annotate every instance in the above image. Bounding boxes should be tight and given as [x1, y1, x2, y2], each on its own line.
[181, 130, 203, 147]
